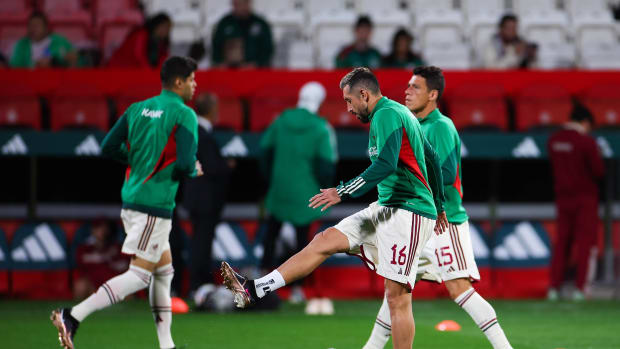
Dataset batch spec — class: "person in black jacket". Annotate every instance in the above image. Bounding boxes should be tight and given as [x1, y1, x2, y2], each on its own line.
[184, 92, 233, 299]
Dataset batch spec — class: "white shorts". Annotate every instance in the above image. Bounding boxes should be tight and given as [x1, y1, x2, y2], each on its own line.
[120, 209, 172, 263]
[334, 202, 435, 289]
[418, 221, 480, 283]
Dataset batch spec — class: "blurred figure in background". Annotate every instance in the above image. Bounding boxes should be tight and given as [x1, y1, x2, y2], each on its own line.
[211, 0, 274, 68]
[547, 105, 604, 301]
[184, 93, 234, 307]
[381, 28, 425, 69]
[336, 15, 382, 69]
[482, 14, 537, 69]
[107, 13, 171, 68]
[74, 219, 128, 300]
[10, 11, 77, 68]
[259, 81, 337, 304]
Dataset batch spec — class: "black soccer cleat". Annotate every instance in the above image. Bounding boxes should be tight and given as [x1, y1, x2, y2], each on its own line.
[51, 308, 79, 349]
[220, 262, 255, 308]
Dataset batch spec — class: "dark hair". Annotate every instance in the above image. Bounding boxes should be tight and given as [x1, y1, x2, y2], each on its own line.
[413, 66, 445, 100]
[355, 15, 373, 29]
[499, 14, 518, 27]
[145, 12, 171, 34]
[339, 67, 380, 95]
[29, 11, 49, 27]
[570, 103, 595, 125]
[391, 28, 413, 51]
[194, 93, 218, 116]
[160, 56, 197, 88]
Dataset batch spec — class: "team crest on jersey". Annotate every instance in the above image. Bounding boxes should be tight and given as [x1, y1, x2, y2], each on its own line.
[368, 146, 378, 157]
[141, 108, 164, 118]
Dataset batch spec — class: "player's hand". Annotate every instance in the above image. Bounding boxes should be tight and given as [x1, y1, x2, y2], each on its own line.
[195, 160, 204, 177]
[308, 188, 341, 212]
[435, 211, 448, 235]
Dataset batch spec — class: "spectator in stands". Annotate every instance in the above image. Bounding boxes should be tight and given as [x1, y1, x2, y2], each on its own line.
[183, 93, 234, 305]
[10, 11, 77, 68]
[211, 0, 274, 68]
[335, 15, 382, 69]
[482, 14, 537, 69]
[74, 219, 128, 300]
[547, 105, 604, 301]
[0, 52, 7, 68]
[107, 13, 171, 68]
[381, 28, 425, 69]
[258, 82, 337, 303]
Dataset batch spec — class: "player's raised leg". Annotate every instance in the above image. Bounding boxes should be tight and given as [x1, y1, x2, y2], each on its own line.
[221, 227, 350, 308]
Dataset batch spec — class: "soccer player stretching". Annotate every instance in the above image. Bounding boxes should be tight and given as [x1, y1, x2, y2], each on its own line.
[51, 56, 203, 349]
[363, 66, 512, 349]
[221, 67, 447, 349]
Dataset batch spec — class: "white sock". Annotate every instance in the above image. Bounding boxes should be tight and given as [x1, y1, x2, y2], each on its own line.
[150, 263, 175, 349]
[71, 265, 152, 322]
[363, 295, 391, 349]
[455, 288, 512, 349]
[254, 270, 285, 298]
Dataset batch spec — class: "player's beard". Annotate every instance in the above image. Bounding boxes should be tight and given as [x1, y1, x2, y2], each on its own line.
[356, 106, 371, 123]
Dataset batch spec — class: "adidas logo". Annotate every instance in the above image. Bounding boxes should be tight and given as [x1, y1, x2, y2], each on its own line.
[493, 222, 549, 261]
[597, 136, 613, 158]
[461, 141, 468, 158]
[221, 135, 248, 157]
[512, 137, 540, 158]
[0, 246, 5, 262]
[212, 223, 247, 261]
[469, 224, 489, 260]
[2, 134, 28, 154]
[11, 224, 66, 263]
[75, 135, 101, 155]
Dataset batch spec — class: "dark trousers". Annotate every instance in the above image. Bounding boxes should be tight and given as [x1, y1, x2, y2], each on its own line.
[189, 209, 222, 291]
[260, 216, 310, 271]
[550, 196, 598, 291]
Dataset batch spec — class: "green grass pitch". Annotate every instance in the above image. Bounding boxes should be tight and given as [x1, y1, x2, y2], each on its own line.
[2, 299, 619, 348]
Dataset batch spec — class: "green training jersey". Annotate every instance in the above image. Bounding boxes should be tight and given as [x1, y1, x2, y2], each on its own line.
[337, 97, 445, 220]
[101, 89, 199, 218]
[418, 109, 468, 224]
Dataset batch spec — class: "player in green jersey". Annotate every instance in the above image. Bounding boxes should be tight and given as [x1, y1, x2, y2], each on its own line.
[221, 67, 447, 349]
[51, 56, 203, 349]
[363, 67, 512, 349]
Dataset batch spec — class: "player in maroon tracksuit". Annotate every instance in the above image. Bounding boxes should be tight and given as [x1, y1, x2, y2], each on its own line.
[547, 108, 604, 300]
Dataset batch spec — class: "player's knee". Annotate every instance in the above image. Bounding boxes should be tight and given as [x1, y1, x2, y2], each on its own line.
[385, 283, 410, 312]
[445, 278, 472, 300]
[309, 228, 348, 255]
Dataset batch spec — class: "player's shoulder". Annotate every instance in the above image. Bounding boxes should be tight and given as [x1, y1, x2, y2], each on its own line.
[432, 114, 458, 133]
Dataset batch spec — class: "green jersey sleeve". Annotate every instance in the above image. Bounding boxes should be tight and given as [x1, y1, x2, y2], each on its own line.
[174, 109, 198, 179]
[426, 122, 457, 185]
[337, 109, 401, 199]
[101, 114, 129, 164]
[423, 137, 445, 212]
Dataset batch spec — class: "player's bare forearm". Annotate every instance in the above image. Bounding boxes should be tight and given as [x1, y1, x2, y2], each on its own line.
[309, 188, 341, 212]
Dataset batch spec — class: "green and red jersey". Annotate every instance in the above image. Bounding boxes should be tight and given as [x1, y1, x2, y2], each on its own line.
[418, 109, 468, 224]
[337, 97, 444, 220]
[101, 89, 199, 218]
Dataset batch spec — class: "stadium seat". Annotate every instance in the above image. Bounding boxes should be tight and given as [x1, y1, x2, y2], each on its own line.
[194, 86, 244, 132]
[50, 20, 92, 48]
[445, 83, 508, 130]
[312, 12, 356, 69]
[100, 20, 141, 61]
[248, 85, 298, 131]
[579, 84, 620, 128]
[524, 27, 575, 69]
[49, 85, 110, 131]
[10, 222, 71, 299]
[0, 22, 27, 58]
[0, 84, 41, 130]
[320, 97, 367, 130]
[577, 26, 620, 70]
[39, 0, 91, 26]
[0, 0, 31, 22]
[94, 0, 142, 28]
[113, 84, 161, 118]
[514, 85, 572, 131]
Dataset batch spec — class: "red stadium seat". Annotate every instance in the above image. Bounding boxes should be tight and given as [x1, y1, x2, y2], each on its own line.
[249, 85, 298, 131]
[195, 86, 244, 131]
[319, 97, 367, 129]
[579, 84, 620, 128]
[100, 20, 141, 61]
[514, 84, 572, 131]
[0, 85, 41, 129]
[50, 20, 91, 46]
[93, 0, 142, 28]
[445, 83, 509, 130]
[49, 85, 109, 131]
[39, 0, 91, 25]
[114, 84, 161, 118]
[0, 0, 31, 22]
[0, 22, 27, 58]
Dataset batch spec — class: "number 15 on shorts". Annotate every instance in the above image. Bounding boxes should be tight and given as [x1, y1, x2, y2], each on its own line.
[435, 246, 453, 267]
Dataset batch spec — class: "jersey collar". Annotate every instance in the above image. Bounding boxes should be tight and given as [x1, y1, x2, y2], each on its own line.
[368, 96, 388, 121]
[418, 108, 441, 124]
[160, 89, 184, 104]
